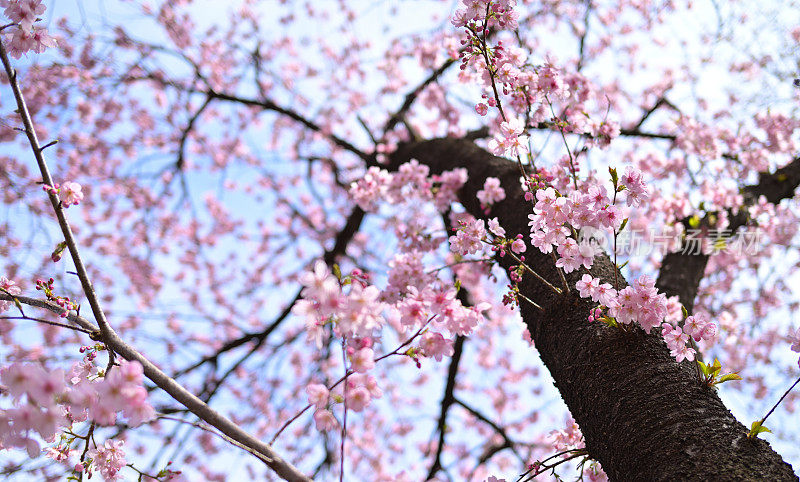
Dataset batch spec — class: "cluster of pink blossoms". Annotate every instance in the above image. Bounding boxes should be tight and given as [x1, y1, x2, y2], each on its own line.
[85, 439, 126, 480]
[305, 372, 384, 432]
[575, 274, 616, 306]
[486, 218, 526, 255]
[349, 161, 467, 213]
[449, 217, 487, 256]
[451, 0, 519, 30]
[576, 273, 717, 362]
[450, 212, 527, 259]
[293, 261, 384, 345]
[614, 275, 669, 333]
[674, 116, 723, 161]
[548, 418, 585, 452]
[396, 285, 490, 337]
[487, 117, 529, 157]
[525, 168, 650, 275]
[661, 314, 716, 363]
[0, 359, 154, 460]
[527, 186, 620, 263]
[755, 111, 799, 154]
[619, 167, 650, 207]
[477, 177, 506, 207]
[419, 331, 455, 361]
[1, 0, 58, 58]
[385, 251, 435, 302]
[294, 259, 485, 427]
[349, 166, 392, 211]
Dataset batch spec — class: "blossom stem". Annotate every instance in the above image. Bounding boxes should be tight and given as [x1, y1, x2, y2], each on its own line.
[546, 95, 579, 190]
[549, 251, 571, 293]
[0, 315, 96, 335]
[506, 251, 563, 295]
[516, 292, 545, 312]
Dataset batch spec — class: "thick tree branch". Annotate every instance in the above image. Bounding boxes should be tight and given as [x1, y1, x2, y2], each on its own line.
[426, 334, 465, 480]
[392, 137, 797, 481]
[382, 58, 456, 136]
[656, 155, 800, 310]
[206, 89, 373, 163]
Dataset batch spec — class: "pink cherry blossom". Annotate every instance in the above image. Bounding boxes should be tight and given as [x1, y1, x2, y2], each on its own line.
[487, 217, 506, 237]
[488, 117, 529, 157]
[313, 409, 338, 431]
[306, 383, 329, 409]
[419, 332, 455, 361]
[350, 347, 375, 373]
[346, 386, 371, 412]
[510, 236, 526, 253]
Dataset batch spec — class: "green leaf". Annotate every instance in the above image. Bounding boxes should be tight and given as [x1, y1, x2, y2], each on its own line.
[697, 360, 711, 377]
[332, 263, 342, 280]
[688, 215, 701, 228]
[681, 305, 689, 319]
[749, 420, 771, 437]
[617, 218, 628, 233]
[602, 316, 618, 327]
[709, 358, 722, 377]
[715, 373, 743, 385]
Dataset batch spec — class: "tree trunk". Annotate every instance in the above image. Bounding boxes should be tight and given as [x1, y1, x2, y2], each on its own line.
[392, 137, 798, 481]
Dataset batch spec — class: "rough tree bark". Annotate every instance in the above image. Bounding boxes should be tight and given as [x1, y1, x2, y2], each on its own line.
[392, 137, 799, 481]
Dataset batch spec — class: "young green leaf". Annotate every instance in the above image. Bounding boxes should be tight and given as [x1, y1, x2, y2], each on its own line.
[715, 373, 743, 385]
[609, 167, 618, 187]
[748, 420, 771, 438]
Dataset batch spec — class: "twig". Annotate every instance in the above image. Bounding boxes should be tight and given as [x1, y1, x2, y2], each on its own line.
[0, 315, 96, 335]
[506, 250, 563, 295]
[757, 375, 800, 429]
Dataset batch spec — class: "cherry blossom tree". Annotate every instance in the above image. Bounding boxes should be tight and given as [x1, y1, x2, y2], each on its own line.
[1, 0, 800, 480]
